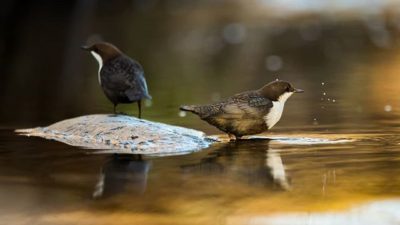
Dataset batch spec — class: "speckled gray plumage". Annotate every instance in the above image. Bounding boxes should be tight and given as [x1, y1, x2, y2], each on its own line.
[181, 91, 273, 137]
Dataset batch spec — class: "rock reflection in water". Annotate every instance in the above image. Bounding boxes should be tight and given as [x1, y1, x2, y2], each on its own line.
[93, 155, 151, 199]
[181, 140, 290, 190]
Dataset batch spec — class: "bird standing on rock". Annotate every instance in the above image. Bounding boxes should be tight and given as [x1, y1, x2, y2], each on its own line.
[81, 42, 151, 118]
[180, 80, 303, 140]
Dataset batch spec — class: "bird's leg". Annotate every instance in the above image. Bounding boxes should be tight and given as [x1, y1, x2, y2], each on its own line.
[113, 104, 127, 115]
[137, 100, 142, 119]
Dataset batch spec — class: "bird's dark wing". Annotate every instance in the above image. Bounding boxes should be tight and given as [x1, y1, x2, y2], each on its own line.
[220, 92, 273, 119]
[101, 55, 150, 101]
[195, 91, 272, 119]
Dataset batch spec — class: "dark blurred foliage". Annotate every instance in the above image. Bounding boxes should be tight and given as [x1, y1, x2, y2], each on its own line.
[1, 0, 400, 130]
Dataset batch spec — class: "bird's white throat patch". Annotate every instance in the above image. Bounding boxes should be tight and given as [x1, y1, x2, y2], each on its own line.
[264, 92, 293, 129]
[90, 51, 103, 85]
[277, 92, 293, 103]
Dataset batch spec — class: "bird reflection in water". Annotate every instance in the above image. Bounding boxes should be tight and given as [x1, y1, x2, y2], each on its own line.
[181, 140, 290, 190]
[93, 154, 151, 199]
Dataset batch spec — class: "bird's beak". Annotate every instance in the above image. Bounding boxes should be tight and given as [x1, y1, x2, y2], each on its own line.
[80, 45, 91, 51]
[293, 88, 304, 93]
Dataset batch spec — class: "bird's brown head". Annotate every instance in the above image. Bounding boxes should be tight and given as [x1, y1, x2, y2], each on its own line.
[81, 42, 122, 63]
[258, 80, 304, 102]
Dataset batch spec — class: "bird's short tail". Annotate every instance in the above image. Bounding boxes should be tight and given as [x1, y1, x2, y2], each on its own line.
[179, 105, 198, 114]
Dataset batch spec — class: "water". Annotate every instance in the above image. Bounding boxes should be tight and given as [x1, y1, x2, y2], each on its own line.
[1, 127, 400, 224]
[2, 1, 400, 224]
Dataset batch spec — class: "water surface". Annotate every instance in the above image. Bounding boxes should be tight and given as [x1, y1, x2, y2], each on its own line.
[1, 124, 400, 224]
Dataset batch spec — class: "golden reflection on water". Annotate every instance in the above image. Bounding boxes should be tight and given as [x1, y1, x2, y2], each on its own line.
[368, 50, 400, 114]
[2, 130, 400, 225]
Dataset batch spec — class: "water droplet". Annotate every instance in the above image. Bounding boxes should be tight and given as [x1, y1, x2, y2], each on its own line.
[178, 111, 187, 117]
[332, 99, 336, 103]
[323, 92, 326, 96]
[384, 105, 392, 112]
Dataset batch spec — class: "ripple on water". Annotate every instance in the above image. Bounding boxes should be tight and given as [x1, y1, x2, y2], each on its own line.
[269, 137, 353, 145]
[212, 134, 354, 145]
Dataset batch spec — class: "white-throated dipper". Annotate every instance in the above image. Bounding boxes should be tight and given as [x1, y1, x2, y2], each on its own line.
[81, 42, 151, 118]
[180, 80, 303, 140]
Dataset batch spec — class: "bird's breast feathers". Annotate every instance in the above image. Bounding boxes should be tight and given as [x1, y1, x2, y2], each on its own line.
[264, 101, 284, 129]
[263, 92, 293, 129]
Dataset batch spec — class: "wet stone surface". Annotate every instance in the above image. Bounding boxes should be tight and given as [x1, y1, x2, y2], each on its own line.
[16, 114, 214, 155]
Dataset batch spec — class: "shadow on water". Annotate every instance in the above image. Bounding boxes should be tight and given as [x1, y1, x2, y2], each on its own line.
[181, 140, 291, 190]
[92, 154, 151, 199]
[91, 140, 293, 199]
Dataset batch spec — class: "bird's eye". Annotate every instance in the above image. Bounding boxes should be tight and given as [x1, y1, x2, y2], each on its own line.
[286, 86, 290, 92]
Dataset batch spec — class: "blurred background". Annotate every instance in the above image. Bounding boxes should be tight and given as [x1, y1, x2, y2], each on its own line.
[2, 0, 400, 133]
